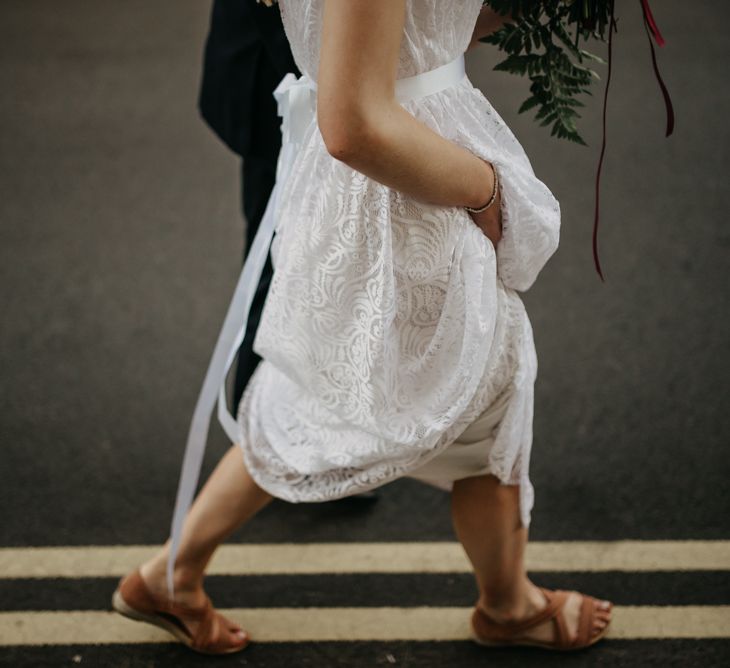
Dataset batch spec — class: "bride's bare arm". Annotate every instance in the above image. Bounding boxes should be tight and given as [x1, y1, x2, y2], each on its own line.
[317, 0, 494, 211]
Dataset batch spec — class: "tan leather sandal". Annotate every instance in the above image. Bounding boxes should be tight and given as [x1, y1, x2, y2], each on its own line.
[111, 569, 249, 655]
[470, 586, 613, 651]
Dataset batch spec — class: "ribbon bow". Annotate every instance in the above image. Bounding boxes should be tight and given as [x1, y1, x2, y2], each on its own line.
[269, 74, 317, 233]
[275, 72, 316, 147]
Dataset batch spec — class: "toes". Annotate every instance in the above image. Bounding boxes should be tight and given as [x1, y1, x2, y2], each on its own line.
[591, 599, 613, 636]
[223, 618, 249, 642]
[212, 612, 249, 648]
[219, 625, 248, 650]
[225, 619, 241, 632]
[231, 630, 249, 645]
[219, 613, 243, 632]
[592, 620, 607, 636]
[592, 609, 612, 635]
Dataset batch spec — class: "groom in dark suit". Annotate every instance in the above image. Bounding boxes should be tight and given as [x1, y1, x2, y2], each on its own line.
[197, 0, 378, 500]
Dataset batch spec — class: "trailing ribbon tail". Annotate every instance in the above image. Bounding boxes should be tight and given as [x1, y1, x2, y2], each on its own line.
[165, 72, 316, 598]
[640, 0, 665, 47]
[640, 0, 675, 137]
[593, 0, 674, 280]
[592, 0, 617, 282]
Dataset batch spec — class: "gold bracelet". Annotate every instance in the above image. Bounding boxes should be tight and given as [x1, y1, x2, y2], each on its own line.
[464, 161, 499, 214]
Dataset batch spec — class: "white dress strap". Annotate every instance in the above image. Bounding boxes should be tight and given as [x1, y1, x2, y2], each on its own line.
[166, 54, 467, 596]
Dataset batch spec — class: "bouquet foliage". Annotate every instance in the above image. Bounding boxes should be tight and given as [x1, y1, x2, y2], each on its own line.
[482, 0, 673, 278]
[481, 1, 673, 145]
[481, 0, 616, 145]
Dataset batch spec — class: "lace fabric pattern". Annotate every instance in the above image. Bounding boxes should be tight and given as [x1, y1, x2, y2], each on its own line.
[236, 0, 560, 529]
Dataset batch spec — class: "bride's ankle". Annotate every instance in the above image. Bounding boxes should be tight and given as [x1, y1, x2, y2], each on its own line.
[139, 557, 204, 599]
[477, 580, 545, 621]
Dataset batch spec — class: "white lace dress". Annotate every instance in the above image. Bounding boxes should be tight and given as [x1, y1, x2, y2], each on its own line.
[236, 0, 560, 528]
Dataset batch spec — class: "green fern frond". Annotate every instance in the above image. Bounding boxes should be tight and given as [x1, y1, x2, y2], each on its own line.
[479, 0, 613, 144]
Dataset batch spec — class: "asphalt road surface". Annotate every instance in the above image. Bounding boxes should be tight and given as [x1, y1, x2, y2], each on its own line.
[1, 1, 728, 666]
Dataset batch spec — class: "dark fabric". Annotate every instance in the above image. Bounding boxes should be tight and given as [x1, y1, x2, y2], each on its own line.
[232, 158, 276, 409]
[197, 0, 300, 412]
[198, 0, 300, 161]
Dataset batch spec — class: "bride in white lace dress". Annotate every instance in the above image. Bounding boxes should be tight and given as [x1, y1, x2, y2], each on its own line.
[112, 0, 613, 654]
[238, 0, 549, 531]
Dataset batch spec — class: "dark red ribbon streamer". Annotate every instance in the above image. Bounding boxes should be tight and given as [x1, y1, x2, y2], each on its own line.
[640, 0, 665, 47]
[592, 1, 616, 282]
[640, 1, 675, 137]
[592, 0, 675, 281]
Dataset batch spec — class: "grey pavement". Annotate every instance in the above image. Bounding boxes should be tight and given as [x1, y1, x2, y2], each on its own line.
[0, 1, 728, 666]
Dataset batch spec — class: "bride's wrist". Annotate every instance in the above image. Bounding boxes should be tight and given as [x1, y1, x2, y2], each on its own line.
[464, 159, 498, 213]
[463, 158, 492, 209]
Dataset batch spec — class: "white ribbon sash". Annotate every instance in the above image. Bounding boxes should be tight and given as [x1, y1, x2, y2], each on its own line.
[166, 53, 467, 596]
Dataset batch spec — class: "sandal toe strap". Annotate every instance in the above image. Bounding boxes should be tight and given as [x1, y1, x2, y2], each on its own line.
[186, 599, 219, 650]
[572, 593, 599, 647]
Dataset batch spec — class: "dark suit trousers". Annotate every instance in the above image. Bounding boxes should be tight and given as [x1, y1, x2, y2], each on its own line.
[232, 156, 277, 414]
[199, 0, 298, 418]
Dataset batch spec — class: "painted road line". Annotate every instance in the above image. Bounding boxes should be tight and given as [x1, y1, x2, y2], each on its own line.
[1, 606, 729, 645]
[0, 541, 728, 578]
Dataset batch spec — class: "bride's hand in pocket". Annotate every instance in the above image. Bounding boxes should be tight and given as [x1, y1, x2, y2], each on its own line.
[467, 177, 503, 249]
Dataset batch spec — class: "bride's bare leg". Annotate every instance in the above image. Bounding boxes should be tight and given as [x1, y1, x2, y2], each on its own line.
[138, 444, 272, 603]
[450, 473, 612, 644]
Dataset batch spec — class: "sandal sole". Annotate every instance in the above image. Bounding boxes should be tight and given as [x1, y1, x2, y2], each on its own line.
[470, 622, 610, 651]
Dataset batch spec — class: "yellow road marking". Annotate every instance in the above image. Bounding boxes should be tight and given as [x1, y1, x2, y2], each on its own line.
[0, 541, 728, 578]
[1, 606, 728, 645]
